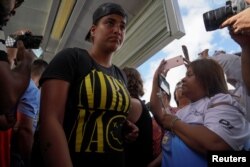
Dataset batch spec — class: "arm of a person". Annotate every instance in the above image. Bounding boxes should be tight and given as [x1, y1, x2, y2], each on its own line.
[14, 112, 34, 166]
[241, 45, 250, 94]
[127, 98, 142, 123]
[0, 41, 33, 114]
[171, 121, 231, 154]
[153, 104, 231, 154]
[150, 60, 169, 126]
[123, 98, 141, 142]
[39, 80, 73, 167]
[226, 31, 250, 94]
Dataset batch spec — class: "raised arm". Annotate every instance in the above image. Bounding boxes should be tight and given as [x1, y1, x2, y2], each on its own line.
[0, 41, 33, 114]
[220, 6, 250, 93]
[241, 43, 250, 94]
[226, 32, 250, 94]
[150, 59, 169, 125]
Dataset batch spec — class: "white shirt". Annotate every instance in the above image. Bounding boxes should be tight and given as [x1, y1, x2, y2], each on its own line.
[176, 93, 250, 150]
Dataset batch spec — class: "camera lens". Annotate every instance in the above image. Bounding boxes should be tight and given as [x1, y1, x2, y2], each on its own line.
[203, 6, 234, 31]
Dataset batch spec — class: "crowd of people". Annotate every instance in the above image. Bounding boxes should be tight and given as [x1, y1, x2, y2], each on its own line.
[0, 0, 250, 167]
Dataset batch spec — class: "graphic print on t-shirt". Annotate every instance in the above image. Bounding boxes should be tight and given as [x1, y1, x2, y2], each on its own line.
[75, 69, 130, 153]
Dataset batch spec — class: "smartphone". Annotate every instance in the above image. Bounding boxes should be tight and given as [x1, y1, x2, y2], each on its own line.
[164, 55, 184, 70]
[5, 34, 43, 49]
[158, 73, 170, 95]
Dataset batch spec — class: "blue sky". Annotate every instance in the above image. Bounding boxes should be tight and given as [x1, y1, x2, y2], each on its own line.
[137, 0, 241, 106]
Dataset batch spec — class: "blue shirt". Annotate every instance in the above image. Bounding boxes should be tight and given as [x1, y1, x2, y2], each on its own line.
[18, 79, 40, 131]
[161, 131, 206, 167]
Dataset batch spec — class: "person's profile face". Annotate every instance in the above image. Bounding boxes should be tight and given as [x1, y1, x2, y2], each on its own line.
[182, 67, 205, 101]
[0, 0, 16, 27]
[91, 14, 126, 51]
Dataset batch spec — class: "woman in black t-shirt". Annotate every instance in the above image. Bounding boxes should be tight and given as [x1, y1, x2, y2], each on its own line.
[38, 3, 138, 167]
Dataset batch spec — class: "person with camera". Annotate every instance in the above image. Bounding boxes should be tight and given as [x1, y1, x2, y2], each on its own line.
[150, 58, 250, 167]
[219, 0, 250, 94]
[0, 1, 35, 167]
[0, 0, 34, 126]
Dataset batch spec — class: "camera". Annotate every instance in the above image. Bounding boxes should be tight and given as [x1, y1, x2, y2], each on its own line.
[203, 0, 250, 31]
[6, 33, 43, 49]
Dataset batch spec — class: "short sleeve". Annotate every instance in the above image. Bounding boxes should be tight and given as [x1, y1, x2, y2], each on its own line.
[204, 94, 250, 150]
[18, 80, 40, 119]
[40, 48, 78, 86]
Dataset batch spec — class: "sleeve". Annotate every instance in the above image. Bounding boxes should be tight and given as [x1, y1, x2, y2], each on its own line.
[203, 94, 250, 150]
[39, 48, 79, 86]
[211, 54, 242, 86]
[18, 80, 40, 119]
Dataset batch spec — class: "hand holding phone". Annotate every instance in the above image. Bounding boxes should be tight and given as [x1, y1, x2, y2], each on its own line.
[158, 73, 170, 95]
[164, 55, 184, 70]
[6, 34, 43, 49]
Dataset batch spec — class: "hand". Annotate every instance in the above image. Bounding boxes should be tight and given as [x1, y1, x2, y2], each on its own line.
[153, 59, 168, 80]
[198, 49, 209, 59]
[123, 120, 139, 143]
[220, 8, 250, 34]
[15, 40, 34, 63]
[12, 29, 32, 36]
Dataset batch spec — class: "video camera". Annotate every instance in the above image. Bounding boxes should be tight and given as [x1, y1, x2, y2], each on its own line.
[203, 0, 250, 31]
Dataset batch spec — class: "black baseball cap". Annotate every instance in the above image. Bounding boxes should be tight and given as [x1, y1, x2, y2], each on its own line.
[85, 2, 128, 41]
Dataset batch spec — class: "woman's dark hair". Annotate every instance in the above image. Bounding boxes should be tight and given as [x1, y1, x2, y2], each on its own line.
[188, 59, 228, 97]
[122, 67, 144, 99]
[174, 81, 182, 106]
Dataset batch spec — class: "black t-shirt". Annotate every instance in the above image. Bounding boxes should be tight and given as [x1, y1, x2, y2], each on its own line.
[40, 48, 131, 167]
